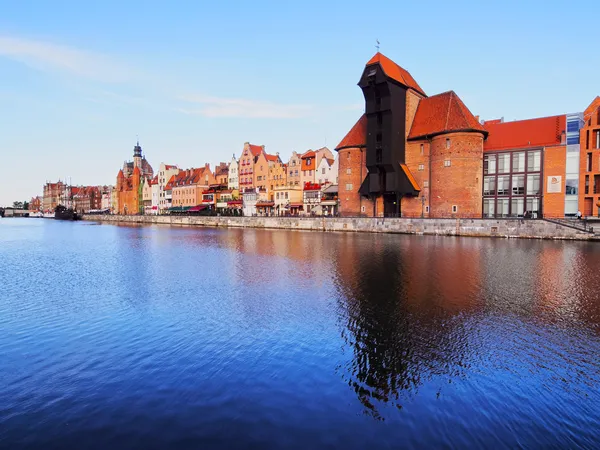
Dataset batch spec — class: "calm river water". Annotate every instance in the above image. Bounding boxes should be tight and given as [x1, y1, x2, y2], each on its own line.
[1, 218, 600, 448]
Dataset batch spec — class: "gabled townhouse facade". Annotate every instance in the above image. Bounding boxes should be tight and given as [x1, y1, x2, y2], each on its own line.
[228, 155, 239, 191]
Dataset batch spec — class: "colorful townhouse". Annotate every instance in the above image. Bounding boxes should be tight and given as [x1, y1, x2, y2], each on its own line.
[239, 142, 264, 191]
[228, 155, 239, 191]
[286, 152, 302, 187]
[316, 156, 338, 186]
[157, 162, 180, 213]
[170, 165, 216, 209]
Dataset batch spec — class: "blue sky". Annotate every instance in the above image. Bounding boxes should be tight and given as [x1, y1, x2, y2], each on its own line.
[1, 0, 598, 205]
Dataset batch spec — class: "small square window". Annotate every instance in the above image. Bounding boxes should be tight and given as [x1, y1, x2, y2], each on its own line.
[444, 159, 451, 167]
[346, 168, 352, 175]
[452, 205, 458, 213]
[418, 164, 424, 171]
[423, 180, 429, 187]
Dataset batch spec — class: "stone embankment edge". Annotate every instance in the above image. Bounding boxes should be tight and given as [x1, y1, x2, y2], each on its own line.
[82, 215, 598, 241]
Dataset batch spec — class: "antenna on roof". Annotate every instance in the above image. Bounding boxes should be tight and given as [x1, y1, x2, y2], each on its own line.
[376, 39, 380, 52]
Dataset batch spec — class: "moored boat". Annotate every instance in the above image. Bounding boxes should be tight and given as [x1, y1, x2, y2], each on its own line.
[55, 205, 80, 221]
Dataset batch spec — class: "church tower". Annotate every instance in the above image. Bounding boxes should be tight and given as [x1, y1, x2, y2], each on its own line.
[133, 141, 143, 170]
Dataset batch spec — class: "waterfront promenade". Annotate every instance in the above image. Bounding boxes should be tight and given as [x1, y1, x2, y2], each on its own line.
[83, 214, 597, 241]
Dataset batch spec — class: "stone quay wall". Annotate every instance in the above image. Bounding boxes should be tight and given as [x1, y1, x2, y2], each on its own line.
[82, 215, 598, 241]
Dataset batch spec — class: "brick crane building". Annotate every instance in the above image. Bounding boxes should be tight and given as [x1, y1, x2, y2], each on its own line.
[336, 52, 487, 217]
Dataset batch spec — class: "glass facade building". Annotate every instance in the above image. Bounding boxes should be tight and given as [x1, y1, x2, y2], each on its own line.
[483, 149, 542, 218]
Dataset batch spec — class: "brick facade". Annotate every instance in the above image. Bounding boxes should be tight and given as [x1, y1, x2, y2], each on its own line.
[578, 98, 600, 216]
[429, 133, 484, 217]
[337, 147, 373, 216]
[543, 145, 567, 217]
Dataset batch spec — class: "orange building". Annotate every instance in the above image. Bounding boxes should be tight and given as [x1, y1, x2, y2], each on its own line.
[214, 162, 229, 186]
[300, 151, 317, 186]
[253, 151, 269, 193]
[267, 153, 286, 200]
[116, 166, 142, 214]
[29, 196, 42, 212]
[171, 165, 216, 207]
[115, 141, 154, 215]
[579, 97, 600, 217]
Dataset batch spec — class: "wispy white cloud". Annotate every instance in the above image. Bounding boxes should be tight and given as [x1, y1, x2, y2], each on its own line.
[0, 35, 132, 83]
[177, 94, 315, 119]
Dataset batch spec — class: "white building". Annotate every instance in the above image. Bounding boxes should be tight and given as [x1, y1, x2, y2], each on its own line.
[228, 155, 239, 191]
[158, 162, 179, 213]
[101, 186, 113, 211]
[242, 188, 267, 217]
[316, 156, 338, 186]
[151, 179, 160, 214]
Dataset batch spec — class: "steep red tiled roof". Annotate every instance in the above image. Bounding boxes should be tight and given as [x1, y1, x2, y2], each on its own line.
[165, 164, 178, 170]
[248, 144, 264, 156]
[483, 115, 565, 151]
[335, 115, 367, 150]
[408, 91, 486, 140]
[301, 150, 315, 159]
[366, 52, 426, 97]
[265, 153, 279, 162]
[165, 175, 176, 191]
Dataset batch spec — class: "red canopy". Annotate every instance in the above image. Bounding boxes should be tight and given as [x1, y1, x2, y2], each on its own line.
[188, 205, 208, 212]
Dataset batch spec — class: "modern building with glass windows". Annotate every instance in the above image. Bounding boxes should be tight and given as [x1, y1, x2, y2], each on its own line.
[481, 115, 568, 218]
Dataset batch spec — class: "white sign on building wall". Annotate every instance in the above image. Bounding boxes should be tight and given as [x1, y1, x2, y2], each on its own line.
[547, 176, 562, 194]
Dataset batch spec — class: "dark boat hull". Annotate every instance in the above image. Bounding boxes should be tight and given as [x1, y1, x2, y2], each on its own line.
[54, 208, 80, 221]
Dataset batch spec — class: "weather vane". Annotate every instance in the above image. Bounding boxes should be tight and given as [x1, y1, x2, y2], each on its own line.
[376, 39, 380, 51]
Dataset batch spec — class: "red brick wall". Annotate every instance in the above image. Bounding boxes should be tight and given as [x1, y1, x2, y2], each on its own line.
[337, 147, 373, 216]
[429, 132, 484, 217]
[403, 140, 430, 217]
[543, 145, 566, 217]
[578, 109, 600, 216]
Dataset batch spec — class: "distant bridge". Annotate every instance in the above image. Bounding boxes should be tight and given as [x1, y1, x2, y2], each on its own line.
[0, 208, 31, 218]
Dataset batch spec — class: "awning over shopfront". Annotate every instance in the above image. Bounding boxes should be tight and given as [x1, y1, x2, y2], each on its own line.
[188, 205, 208, 212]
[255, 201, 275, 207]
[168, 206, 191, 212]
[290, 203, 303, 208]
[320, 200, 338, 206]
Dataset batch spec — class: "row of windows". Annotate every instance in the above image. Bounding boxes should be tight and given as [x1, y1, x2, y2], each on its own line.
[484, 150, 541, 174]
[483, 197, 540, 217]
[275, 192, 290, 200]
[483, 174, 540, 196]
[417, 160, 451, 171]
[585, 132, 600, 151]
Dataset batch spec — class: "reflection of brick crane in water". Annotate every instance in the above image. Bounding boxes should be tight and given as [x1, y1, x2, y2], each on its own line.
[332, 239, 474, 418]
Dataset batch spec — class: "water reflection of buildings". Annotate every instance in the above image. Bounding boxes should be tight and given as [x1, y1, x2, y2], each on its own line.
[332, 235, 483, 416]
